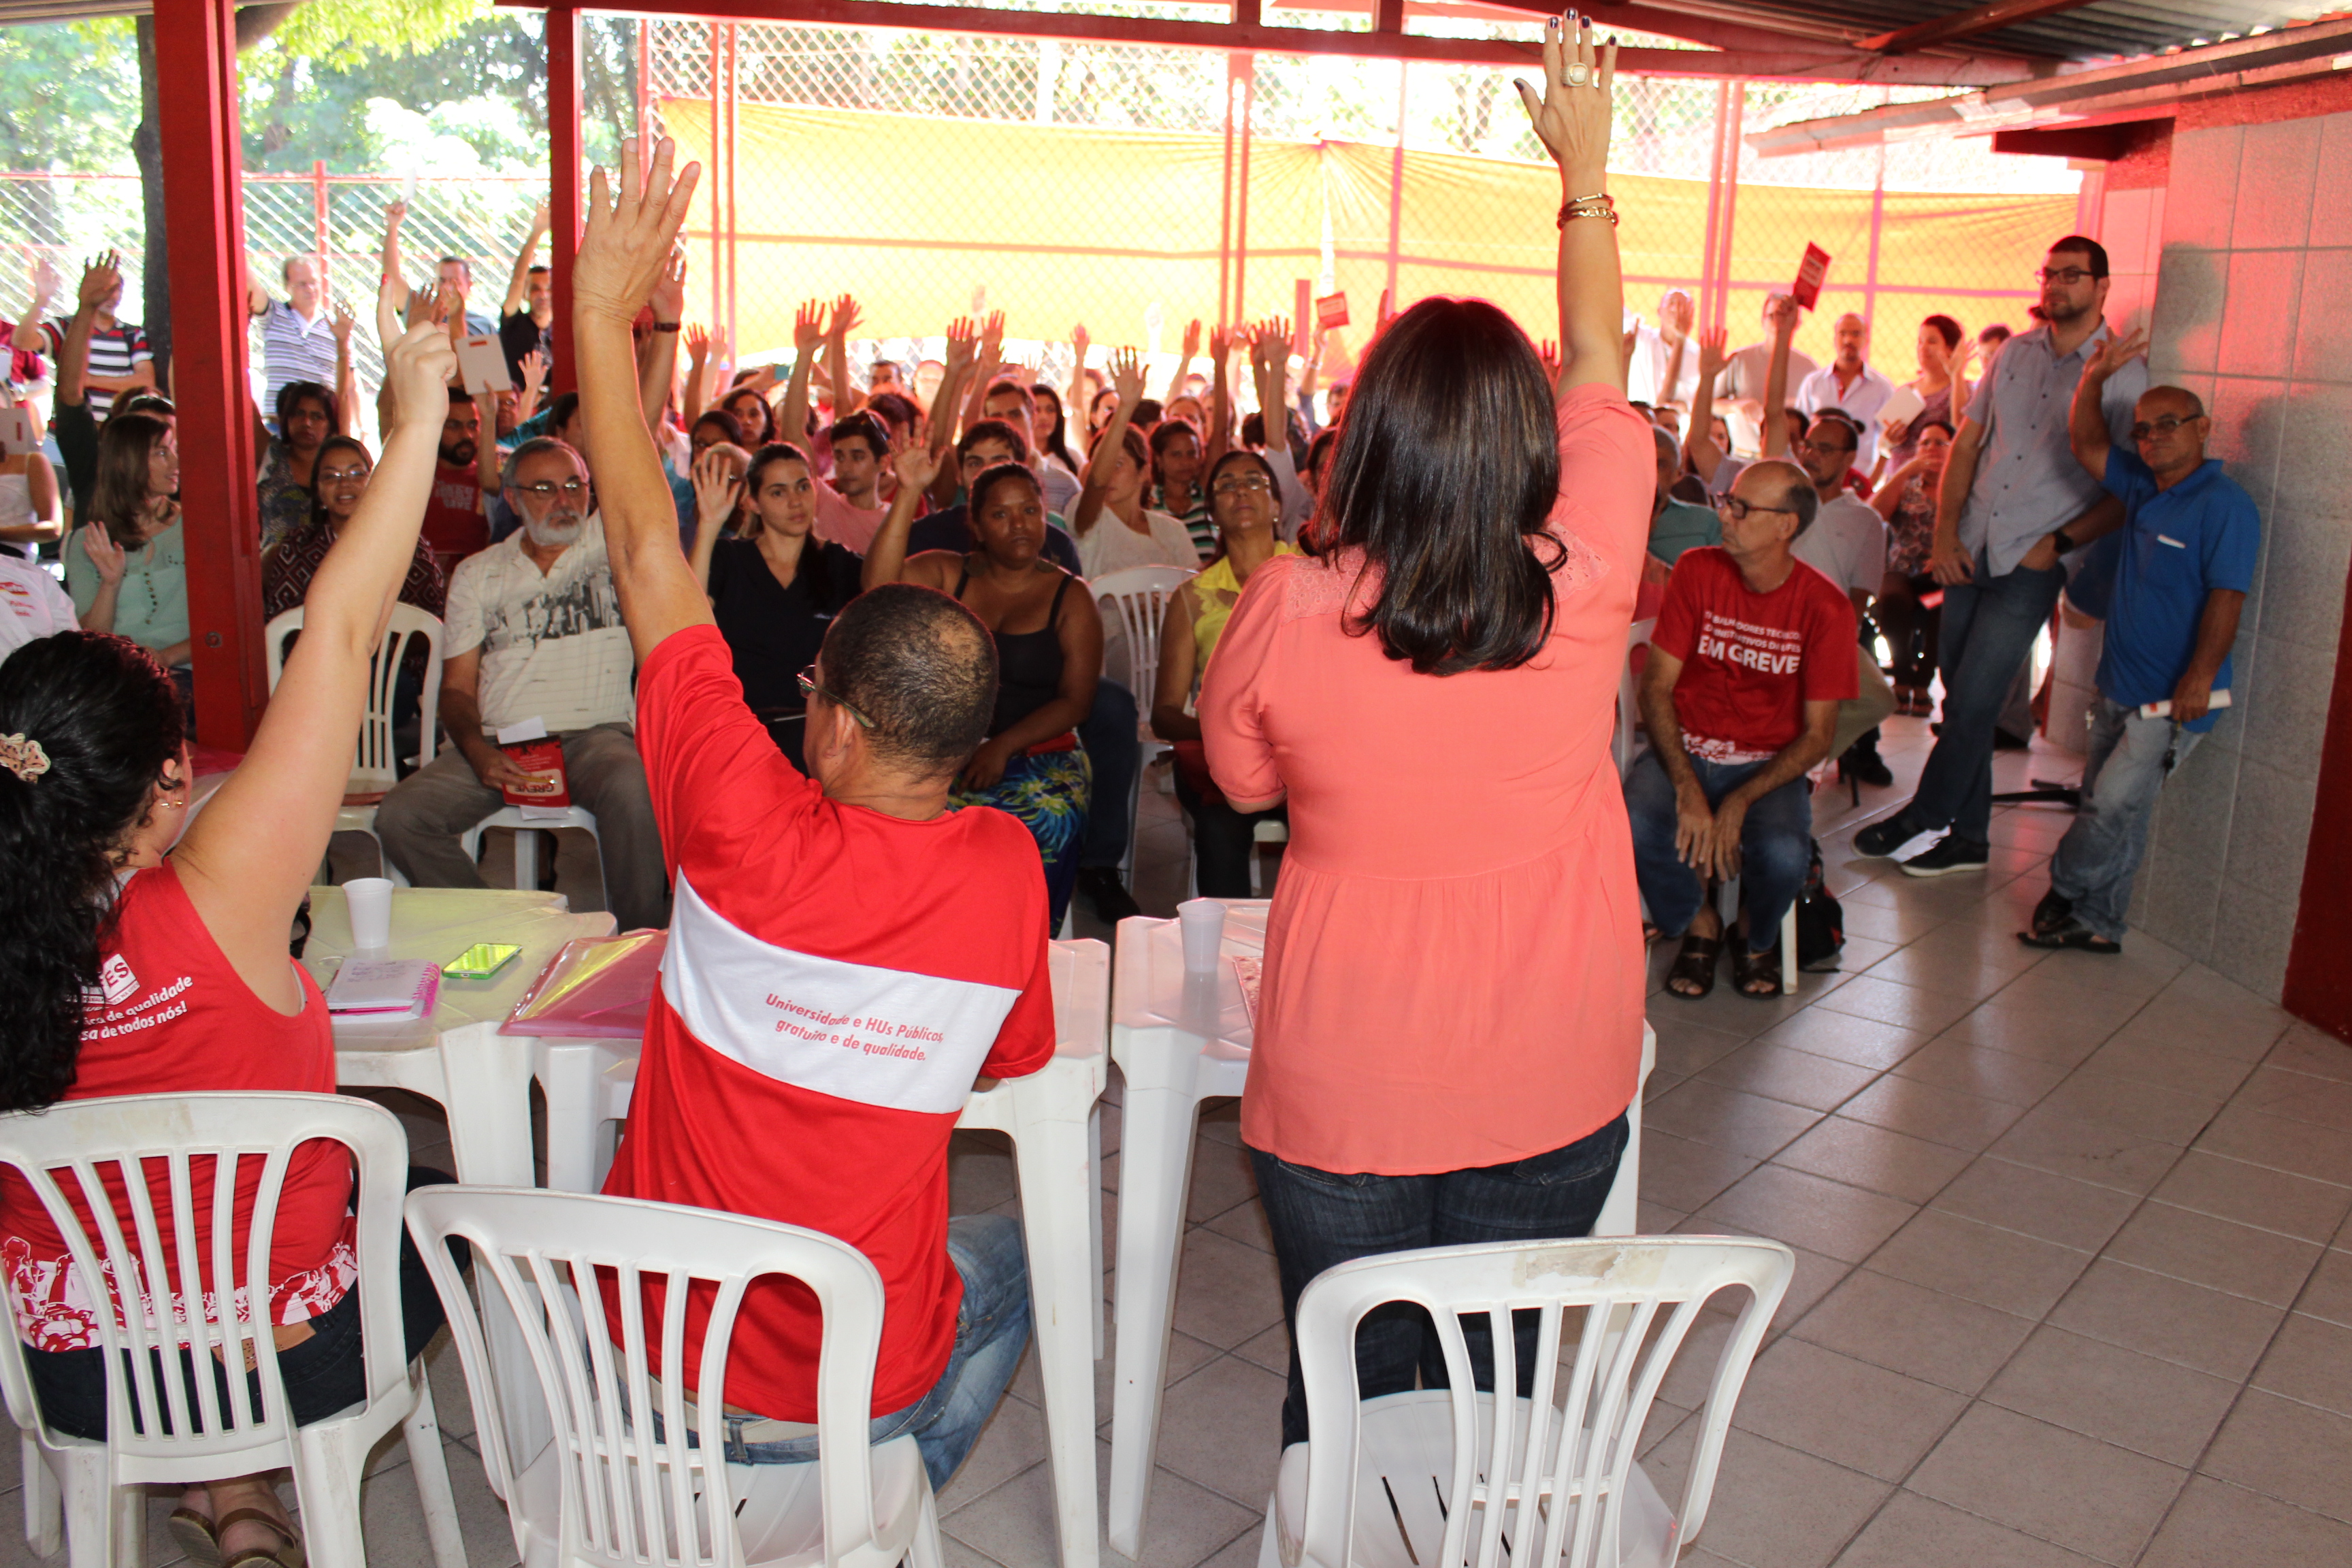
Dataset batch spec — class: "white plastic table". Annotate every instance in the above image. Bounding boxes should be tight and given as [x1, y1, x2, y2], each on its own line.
[306, 884, 617, 1490]
[539, 939, 1114, 1568]
[1102, 905, 1654, 1558]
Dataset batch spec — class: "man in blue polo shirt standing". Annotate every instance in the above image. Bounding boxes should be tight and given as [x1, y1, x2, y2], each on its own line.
[2019, 328, 2258, 954]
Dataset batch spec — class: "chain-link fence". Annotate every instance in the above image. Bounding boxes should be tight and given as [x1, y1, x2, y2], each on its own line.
[643, 12, 2076, 406]
[0, 7, 2078, 434]
[0, 166, 546, 422]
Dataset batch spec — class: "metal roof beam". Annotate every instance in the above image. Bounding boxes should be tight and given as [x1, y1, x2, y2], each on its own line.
[1855, 0, 2104, 56]
[510, 0, 2038, 84]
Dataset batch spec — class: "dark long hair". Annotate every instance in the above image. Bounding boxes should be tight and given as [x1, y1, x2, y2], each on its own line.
[273, 378, 338, 443]
[1034, 385, 1077, 472]
[0, 633, 185, 1111]
[88, 411, 173, 543]
[1307, 297, 1563, 674]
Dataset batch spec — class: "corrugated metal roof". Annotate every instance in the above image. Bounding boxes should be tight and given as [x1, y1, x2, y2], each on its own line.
[1631, 0, 2334, 61]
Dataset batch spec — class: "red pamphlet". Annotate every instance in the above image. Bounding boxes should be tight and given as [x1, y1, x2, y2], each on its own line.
[1315, 291, 1350, 329]
[1792, 244, 1833, 311]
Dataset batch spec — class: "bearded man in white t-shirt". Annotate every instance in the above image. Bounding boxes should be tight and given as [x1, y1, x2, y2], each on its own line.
[375, 436, 670, 930]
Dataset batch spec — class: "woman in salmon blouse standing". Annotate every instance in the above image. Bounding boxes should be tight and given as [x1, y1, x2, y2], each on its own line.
[1198, 12, 1649, 1448]
[0, 321, 459, 1568]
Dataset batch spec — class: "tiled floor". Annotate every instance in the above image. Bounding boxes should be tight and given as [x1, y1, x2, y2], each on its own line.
[12, 710, 2351, 1568]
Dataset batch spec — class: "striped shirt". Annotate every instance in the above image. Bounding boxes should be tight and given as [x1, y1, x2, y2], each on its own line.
[42, 318, 152, 421]
[258, 299, 340, 412]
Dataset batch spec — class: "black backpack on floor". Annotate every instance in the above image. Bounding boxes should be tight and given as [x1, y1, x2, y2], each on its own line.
[1795, 840, 1846, 972]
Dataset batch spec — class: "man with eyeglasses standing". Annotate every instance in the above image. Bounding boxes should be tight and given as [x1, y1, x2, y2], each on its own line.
[1855, 236, 2140, 875]
[2017, 334, 2257, 953]
[377, 435, 671, 932]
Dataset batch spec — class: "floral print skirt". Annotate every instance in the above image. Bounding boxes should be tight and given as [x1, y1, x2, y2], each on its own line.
[951, 746, 1092, 932]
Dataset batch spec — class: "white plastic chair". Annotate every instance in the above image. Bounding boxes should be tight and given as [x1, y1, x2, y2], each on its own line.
[1092, 564, 1196, 877]
[0, 1092, 466, 1568]
[463, 803, 604, 897]
[405, 1185, 944, 1568]
[1612, 617, 1656, 780]
[1257, 1236, 1793, 1568]
[265, 603, 444, 885]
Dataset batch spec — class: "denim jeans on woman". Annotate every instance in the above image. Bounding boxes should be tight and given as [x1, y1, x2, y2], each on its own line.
[711, 1213, 1030, 1490]
[1249, 1115, 1627, 1449]
[2047, 696, 2200, 943]
[1622, 749, 1813, 955]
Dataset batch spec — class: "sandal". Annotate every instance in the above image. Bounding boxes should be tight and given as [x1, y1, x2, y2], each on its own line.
[1665, 932, 1721, 998]
[216, 1507, 304, 1568]
[2029, 888, 2075, 939]
[2017, 920, 2121, 954]
[1734, 943, 1785, 998]
[168, 1508, 220, 1568]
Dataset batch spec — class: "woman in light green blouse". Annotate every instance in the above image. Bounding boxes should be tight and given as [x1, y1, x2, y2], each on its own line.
[66, 410, 189, 691]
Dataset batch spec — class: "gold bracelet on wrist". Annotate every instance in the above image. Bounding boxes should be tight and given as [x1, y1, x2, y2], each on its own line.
[1558, 192, 1618, 229]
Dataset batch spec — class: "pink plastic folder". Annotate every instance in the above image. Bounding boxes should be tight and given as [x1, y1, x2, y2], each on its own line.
[501, 932, 668, 1039]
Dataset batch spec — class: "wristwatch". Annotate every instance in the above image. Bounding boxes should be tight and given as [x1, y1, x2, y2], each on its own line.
[2049, 528, 2076, 555]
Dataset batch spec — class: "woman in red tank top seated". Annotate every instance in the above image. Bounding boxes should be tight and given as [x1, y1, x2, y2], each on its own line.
[0, 323, 463, 1568]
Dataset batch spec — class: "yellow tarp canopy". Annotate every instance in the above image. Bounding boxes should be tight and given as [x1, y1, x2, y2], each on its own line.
[663, 97, 2074, 368]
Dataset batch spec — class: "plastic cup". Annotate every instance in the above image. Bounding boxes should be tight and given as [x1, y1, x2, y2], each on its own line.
[345, 877, 395, 953]
[1177, 898, 1226, 973]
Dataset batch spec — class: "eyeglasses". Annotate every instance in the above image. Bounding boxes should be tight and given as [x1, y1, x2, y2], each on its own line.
[1713, 491, 1796, 522]
[2130, 414, 2195, 442]
[1797, 438, 1854, 459]
[796, 664, 873, 729]
[514, 479, 589, 500]
[1211, 472, 1272, 497]
[2035, 266, 2097, 285]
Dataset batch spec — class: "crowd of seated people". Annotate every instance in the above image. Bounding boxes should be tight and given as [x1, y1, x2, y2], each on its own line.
[1, 22, 2253, 1556]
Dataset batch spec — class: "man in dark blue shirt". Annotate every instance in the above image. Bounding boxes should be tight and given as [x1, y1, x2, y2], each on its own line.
[2023, 331, 2259, 954]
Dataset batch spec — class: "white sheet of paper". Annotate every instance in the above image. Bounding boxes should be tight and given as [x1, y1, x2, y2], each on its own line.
[1877, 382, 1926, 431]
[0, 408, 37, 451]
[456, 334, 513, 396]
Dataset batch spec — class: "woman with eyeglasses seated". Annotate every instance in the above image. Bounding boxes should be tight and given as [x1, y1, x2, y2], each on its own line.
[1152, 447, 1296, 896]
[688, 441, 865, 772]
[263, 436, 446, 620]
[866, 446, 1103, 931]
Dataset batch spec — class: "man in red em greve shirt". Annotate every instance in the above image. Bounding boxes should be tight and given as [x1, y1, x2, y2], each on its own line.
[1629, 457, 1856, 1000]
[572, 137, 1056, 1490]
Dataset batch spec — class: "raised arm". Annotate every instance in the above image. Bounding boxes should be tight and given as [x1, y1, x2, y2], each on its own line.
[638, 249, 687, 436]
[57, 255, 116, 408]
[572, 135, 710, 664]
[1067, 323, 1090, 393]
[13, 253, 56, 353]
[1072, 348, 1145, 538]
[503, 200, 550, 317]
[176, 325, 453, 1003]
[1516, 16, 1623, 394]
[777, 297, 828, 455]
[2070, 325, 2143, 481]
[331, 306, 357, 436]
[864, 443, 948, 593]
[959, 310, 1007, 442]
[926, 318, 979, 510]
[1163, 316, 1200, 404]
[1205, 324, 1233, 466]
[378, 199, 412, 316]
[1686, 325, 1727, 479]
[685, 445, 741, 593]
[1759, 296, 1797, 458]
[828, 294, 864, 417]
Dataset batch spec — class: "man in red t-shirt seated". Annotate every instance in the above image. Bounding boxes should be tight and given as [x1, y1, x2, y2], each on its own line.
[571, 140, 1057, 1488]
[1628, 458, 1857, 1000]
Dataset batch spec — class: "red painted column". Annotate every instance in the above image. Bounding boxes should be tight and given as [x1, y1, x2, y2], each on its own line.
[152, 0, 265, 748]
[2285, 574, 2352, 1039]
[549, 4, 583, 394]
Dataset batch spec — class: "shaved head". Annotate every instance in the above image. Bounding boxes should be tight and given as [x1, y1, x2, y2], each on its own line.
[2138, 385, 2206, 421]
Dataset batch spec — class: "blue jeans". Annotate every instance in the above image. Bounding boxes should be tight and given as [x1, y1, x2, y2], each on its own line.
[1622, 749, 1813, 955]
[1249, 1115, 1629, 1449]
[1078, 680, 1139, 871]
[2048, 696, 2201, 942]
[1903, 551, 2066, 845]
[717, 1215, 1031, 1490]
